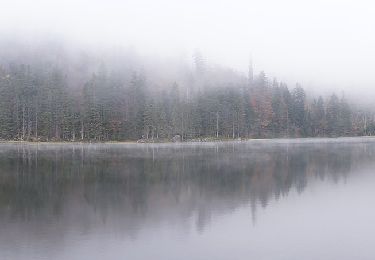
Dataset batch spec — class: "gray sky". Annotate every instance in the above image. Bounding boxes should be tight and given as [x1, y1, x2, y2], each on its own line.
[1, 0, 375, 97]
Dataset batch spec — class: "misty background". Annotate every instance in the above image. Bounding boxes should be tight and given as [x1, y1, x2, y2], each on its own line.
[1, 0, 375, 102]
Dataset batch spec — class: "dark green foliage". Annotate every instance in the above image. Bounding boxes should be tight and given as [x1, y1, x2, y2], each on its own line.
[291, 84, 306, 136]
[326, 94, 340, 136]
[0, 63, 371, 141]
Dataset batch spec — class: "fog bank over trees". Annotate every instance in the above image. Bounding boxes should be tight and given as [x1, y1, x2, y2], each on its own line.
[0, 40, 373, 141]
[3, 0, 375, 99]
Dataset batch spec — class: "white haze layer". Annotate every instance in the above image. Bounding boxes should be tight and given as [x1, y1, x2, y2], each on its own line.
[1, 0, 375, 101]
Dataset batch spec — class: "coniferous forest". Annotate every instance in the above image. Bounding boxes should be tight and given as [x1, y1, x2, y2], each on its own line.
[0, 44, 373, 142]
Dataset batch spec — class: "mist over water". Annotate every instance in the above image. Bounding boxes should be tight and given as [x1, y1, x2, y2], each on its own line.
[1, 138, 375, 259]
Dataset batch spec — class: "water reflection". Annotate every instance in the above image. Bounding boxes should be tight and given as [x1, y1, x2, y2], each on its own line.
[0, 139, 374, 259]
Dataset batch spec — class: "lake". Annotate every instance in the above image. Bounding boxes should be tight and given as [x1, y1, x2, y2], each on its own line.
[1, 138, 375, 260]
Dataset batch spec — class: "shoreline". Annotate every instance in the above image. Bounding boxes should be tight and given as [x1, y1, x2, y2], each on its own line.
[0, 136, 374, 145]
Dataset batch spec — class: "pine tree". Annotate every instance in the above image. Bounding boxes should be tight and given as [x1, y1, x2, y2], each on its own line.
[326, 94, 340, 136]
[291, 84, 306, 136]
[339, 95, 352, 136]
[0, 70, 15, 139]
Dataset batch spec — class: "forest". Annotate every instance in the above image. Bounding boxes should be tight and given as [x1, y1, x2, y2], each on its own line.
[0, 44, 373, 142]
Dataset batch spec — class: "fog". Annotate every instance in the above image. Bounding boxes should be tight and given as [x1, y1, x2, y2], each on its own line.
[1, 0, 375, 100]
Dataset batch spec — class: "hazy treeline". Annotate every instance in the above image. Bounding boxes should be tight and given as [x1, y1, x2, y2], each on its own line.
[0, 44, 373, 141]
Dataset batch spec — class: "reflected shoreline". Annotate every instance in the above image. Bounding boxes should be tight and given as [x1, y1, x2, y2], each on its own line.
[0, 138, 373, 224]
[0, 138, 374, 252]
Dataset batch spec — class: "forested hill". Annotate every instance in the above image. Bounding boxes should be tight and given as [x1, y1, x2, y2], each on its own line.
[0, 45, 373, 142]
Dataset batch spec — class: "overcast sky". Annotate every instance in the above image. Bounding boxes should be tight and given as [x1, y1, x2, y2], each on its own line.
[1, 0, 375, 97]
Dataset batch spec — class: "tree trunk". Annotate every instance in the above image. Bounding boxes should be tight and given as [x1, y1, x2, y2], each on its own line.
[35, 107, 38, 140]
[81, 120, 84, 140]
[216, 112, 219, 138]
[22, 104, 25, 140]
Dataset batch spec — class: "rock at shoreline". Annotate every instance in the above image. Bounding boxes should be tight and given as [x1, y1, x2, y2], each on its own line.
[172, 135, 181, 143]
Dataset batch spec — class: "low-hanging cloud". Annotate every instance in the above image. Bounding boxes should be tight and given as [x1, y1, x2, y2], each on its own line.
[1, 0, 375, 100]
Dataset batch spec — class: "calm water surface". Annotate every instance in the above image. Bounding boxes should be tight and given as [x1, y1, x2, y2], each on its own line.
[1, 138, 375, 260]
